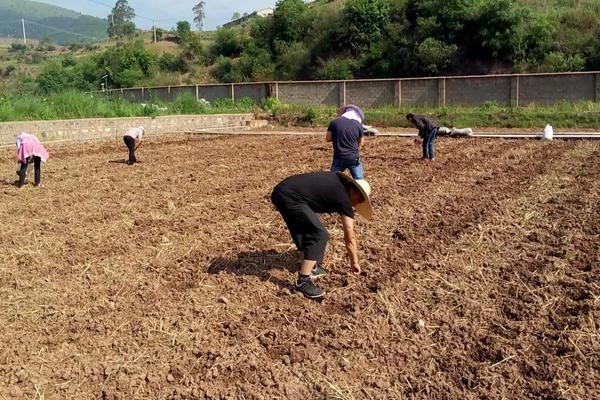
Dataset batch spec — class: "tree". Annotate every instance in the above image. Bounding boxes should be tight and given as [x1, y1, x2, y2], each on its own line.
[210, 28, 246, 59]
[232, 12, 241, 21]
[107, 0, 136, 38]
[193, 1, 206, 31]
[342, 0, 392, 55]
[176, 21, 192, 41]
[271, 0, 312, 53]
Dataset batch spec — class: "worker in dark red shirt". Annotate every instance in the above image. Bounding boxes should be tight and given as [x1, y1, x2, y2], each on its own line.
[271, 171, 373, 299]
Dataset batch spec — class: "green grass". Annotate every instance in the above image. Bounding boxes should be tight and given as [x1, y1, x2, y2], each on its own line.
[0, 91, 259, 122]
[2, 91, 600, 129]
[266, 100, 600, 129]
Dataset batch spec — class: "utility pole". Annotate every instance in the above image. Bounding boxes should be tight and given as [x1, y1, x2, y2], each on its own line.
[21, 18, 27, 45]
[153, 19, 157, 43]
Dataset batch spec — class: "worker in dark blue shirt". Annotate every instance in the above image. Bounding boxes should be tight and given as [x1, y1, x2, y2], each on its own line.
[327, 105, 365, 179]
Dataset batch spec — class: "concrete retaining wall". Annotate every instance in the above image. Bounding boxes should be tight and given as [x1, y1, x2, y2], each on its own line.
[101, 71, 600, 109]
[0, 114, 255, 146]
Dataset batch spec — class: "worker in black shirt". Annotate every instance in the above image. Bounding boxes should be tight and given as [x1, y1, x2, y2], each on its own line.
[327, 105, 365, 179]
[406, 113, 439, 160]
[271, 171, 373, 299]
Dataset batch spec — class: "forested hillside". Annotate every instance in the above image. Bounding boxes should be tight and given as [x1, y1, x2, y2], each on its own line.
[6, 0, 600, 94]
[0, 0, 107, 44]
[208, 0, 600, 81]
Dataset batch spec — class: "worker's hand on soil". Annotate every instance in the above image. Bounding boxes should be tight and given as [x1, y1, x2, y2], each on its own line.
[351, 262, 361, 274]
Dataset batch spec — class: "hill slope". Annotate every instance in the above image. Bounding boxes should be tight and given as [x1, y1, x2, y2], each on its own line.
[0, 0, 107, 44]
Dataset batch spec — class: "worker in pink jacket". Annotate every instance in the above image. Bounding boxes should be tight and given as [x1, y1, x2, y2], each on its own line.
[123, 126, 144, 165]
[15, 132, 49, 188]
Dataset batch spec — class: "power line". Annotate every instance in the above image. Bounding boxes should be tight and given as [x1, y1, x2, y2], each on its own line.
[23, 19, 102, 41]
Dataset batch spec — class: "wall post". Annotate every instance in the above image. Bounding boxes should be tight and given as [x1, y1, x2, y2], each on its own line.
[595, 73, 600, 102]
[510, 76, 520, 107]
[394, 80, 402, 108]
[438, 78, 446, 107]
[339, 81, 347, 107]
[231, 84, 235, 102]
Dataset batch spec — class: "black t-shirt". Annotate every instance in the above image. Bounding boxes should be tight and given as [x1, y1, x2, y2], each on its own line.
[274, 171, 354, 218]
[328, 117, 363, 160]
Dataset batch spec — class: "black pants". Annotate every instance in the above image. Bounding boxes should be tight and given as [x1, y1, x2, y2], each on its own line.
[19, 156, 41, 187]
[271, 188, 329, 263]
[123, 136, 136, 164]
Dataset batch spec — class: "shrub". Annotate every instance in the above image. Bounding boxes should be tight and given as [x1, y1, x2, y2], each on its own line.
[210, 27, 245, 59]
[317, 58, 355, 80]
[9, 43, 27, 52]
[416, 37, 457, 74]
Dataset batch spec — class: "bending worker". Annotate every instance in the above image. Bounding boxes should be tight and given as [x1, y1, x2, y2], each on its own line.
[271, 171, 373, 299]
[406, 113, 439, 160]
[123, 126, 144, 165]
[15, 132, 49, 188]
[327, 104, 365, 179]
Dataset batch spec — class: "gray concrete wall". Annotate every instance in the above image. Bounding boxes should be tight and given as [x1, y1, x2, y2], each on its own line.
[100, 72, 600, 109]
[277, 82, 340, 106]
[198, 85, 231, 102]
[234, 84, 267, 104]
[445, 76, 512, 106]
[518, 74, 596, 105]
[346, 81, 396, 107]
[0, 114, 255, 146]
[401, 79, 439, 106]
[169, 86, 196, 101]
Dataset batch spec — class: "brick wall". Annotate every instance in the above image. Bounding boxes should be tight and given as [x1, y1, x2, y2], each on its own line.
[0, 114, 255, 146]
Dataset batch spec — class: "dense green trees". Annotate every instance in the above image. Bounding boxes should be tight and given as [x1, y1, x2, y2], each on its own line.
[207, 0, 600, 82]
[27, 0, 600, 91]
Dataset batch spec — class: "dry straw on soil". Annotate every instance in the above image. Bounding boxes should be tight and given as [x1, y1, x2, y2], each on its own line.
[0, 134, 598, 399]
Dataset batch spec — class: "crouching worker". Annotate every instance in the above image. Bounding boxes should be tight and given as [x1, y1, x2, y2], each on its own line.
[15, 132, 49, 188]
[123, 126, 144, 165]
[406, 113, 439, 160]
[271, 171, 373, 299]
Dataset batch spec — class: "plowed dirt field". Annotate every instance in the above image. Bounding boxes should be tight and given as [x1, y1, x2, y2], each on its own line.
[0, 134, 598, 399]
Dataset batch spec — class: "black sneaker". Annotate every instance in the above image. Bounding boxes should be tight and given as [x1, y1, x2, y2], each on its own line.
[310, 264, 329, 279]
[294, 278, 326, 299]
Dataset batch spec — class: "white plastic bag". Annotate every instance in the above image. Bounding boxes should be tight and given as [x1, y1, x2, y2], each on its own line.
[543, 124, 553, 140]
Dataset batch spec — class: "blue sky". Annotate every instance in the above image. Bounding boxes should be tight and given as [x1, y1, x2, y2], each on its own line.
[39, 0, 277, 30]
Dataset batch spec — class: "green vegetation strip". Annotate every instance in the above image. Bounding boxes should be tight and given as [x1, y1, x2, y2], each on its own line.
[2, 91, 600, 129]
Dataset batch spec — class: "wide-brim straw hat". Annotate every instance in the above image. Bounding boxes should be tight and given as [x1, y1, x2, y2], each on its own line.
[336, 172, 373, 220]
[337, 104, 365, 122]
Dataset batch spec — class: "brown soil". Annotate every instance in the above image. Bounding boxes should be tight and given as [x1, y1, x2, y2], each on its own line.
[0, 134, 598, 399]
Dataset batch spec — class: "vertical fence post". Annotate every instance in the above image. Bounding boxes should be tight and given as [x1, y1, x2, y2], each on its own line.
[231, 83, 235, 103]
[339, 81, 347, 107]
[595, 73, 600, 102]
[510, 76, 520, 107]
[394, 80, 402, 108]
[275, 82, 279, 100]
[438, 77, 446, 107]
[141, 87, 145, 102]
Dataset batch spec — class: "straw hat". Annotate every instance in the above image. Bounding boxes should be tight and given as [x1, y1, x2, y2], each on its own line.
[336, 172, 373, 220]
